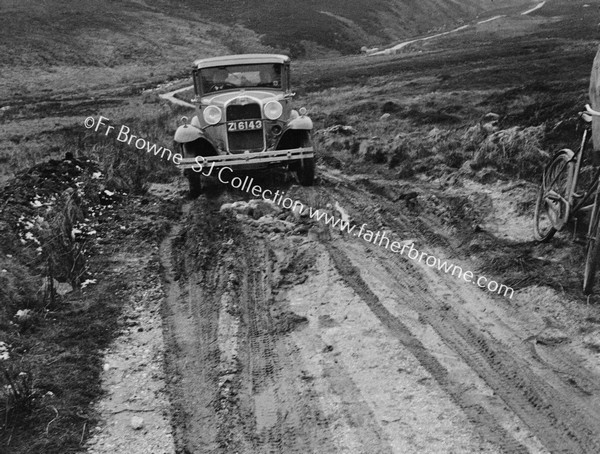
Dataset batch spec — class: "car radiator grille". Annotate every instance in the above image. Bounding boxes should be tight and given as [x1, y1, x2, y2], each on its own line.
[226, 103, 264, 153]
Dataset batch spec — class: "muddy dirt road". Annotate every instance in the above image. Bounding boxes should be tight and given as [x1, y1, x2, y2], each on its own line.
[157, 167, 600, 454]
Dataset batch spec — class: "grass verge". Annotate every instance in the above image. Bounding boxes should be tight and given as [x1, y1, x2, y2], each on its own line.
[0, 106, 182, 451]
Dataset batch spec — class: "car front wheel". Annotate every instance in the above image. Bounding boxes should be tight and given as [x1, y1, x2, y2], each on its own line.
[295, 157, 315, 186]
[187, 172, 202, 198]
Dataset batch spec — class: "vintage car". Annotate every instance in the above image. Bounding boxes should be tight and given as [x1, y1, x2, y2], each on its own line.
[173, 53, 315, 196]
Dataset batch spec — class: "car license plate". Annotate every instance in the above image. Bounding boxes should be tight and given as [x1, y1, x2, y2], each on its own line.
[227, 120, 263, 132]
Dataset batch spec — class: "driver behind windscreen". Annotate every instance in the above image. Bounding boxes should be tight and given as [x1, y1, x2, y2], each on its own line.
[210, 68, 230, 92]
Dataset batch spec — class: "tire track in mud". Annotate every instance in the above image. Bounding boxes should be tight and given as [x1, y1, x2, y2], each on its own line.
[161, 194, 338, 453]
[160, 203, 221, 453]
[325, 243, 530, 453]
[378, 250, 600, 454]
[321, 175, 600, 452]
[239, 238, 339, 454]
[242, 247, 286, 453]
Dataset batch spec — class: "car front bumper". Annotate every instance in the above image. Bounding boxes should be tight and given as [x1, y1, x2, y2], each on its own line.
[177, 147, 314, 170]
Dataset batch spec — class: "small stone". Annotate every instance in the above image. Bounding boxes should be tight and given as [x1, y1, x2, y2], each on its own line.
[380, 113, 391, 121]
[130, 416, 144, 430]
[399, 239, 417, 248]
[292, 203, 306, 219]
[482, 112, 500, 122]
[468, 238, 485, 252]
[56, 281, 73, 296]
[15, 309, 33, 322]
[427, 127, 441, 138]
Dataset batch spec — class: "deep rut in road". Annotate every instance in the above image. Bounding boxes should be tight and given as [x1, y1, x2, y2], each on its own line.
[160, 196, 339, 453]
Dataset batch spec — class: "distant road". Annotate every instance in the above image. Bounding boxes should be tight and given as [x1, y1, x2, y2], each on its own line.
[477, 15, 505, 25]
[521, 1, 546, 15]
[369, 1, 546, 56]
[369, 25, 469, 56]
[159, 85, 195, 108]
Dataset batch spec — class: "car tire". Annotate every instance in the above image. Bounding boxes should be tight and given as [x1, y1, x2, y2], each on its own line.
[187, 172, 202, 198]
[296, 157, 315, 186]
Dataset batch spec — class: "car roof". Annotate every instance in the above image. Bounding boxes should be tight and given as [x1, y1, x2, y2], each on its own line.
[193, 54, 290, 69]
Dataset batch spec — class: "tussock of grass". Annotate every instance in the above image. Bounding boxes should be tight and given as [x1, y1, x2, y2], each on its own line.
[0, 259, 40, 329]
[472, 125, 548, 178]
[43, 189, 87, 287]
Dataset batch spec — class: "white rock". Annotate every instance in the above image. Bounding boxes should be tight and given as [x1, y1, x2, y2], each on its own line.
[231, 201, 248, 209]
[256, 215, 277, 225]
[81, 279, 97, 288]
[334, 201, 350, 224]
[15, 309, 33, 321]
[56, 281, 73, 296]
[291, 204, 305, 218]
[130, 416, 144, 430]
[0, 342, 10, 361]
[399, 239, 418, 248]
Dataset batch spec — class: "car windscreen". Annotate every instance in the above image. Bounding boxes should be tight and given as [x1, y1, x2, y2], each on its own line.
[199, 64, 283, 94]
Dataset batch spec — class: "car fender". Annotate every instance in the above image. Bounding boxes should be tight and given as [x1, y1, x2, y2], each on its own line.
[287, 116, 313, 130]
[174, 123, 203, 144]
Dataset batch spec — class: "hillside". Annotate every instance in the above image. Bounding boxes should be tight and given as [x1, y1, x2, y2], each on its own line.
[190, 0, 532, 56]
[0, 0, 271, 101]
[0, 0, 531, 99]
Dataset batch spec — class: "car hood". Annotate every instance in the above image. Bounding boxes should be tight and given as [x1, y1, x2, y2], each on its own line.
[201, 90, 285, 108]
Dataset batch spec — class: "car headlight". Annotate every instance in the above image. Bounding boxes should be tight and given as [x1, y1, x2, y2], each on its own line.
[264, 101, 283, 120]
[203, 106, 222, 125]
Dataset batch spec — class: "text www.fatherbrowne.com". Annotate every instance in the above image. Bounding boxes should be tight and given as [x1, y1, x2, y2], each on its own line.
[193, 161, 514, 299]
[307, 208, 514, 299]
